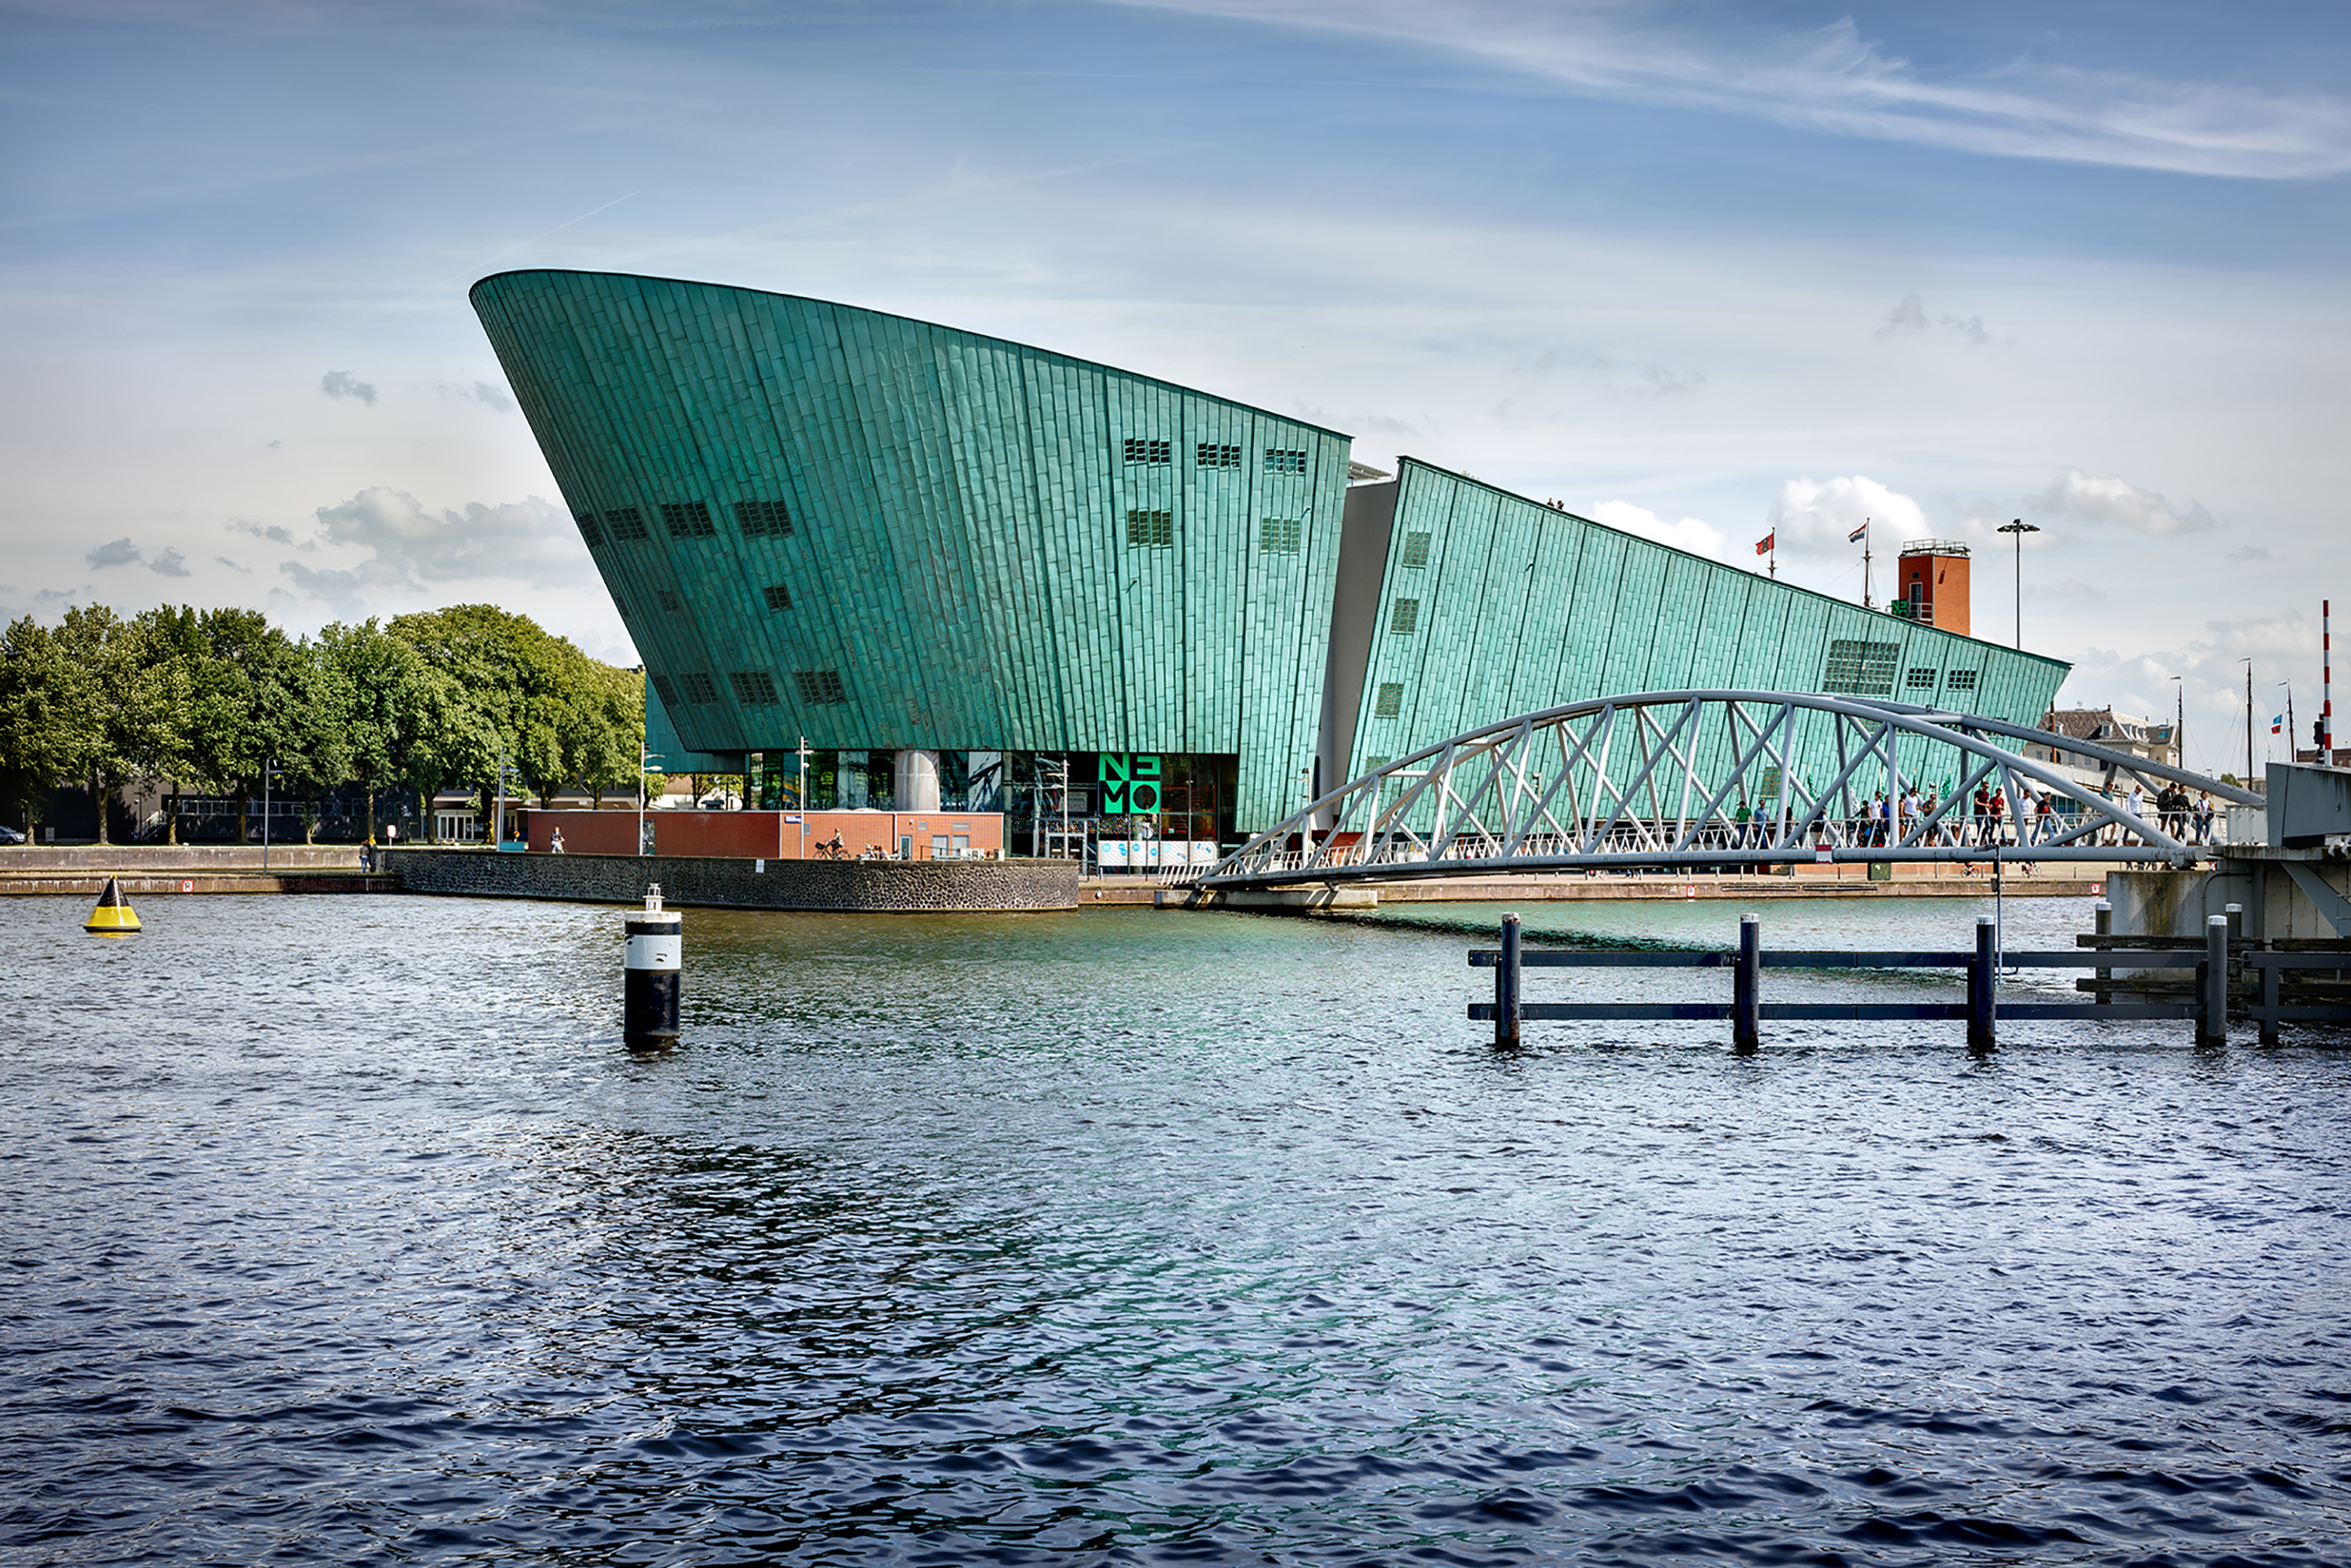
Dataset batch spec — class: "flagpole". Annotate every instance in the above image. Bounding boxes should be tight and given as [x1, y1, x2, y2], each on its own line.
[1862, 517, 1873, 610]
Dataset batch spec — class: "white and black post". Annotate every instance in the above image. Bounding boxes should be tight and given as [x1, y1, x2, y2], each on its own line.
[624, 883, 682, 1048]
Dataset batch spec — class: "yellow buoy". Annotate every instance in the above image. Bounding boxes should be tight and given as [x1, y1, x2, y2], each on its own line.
[85, 877, 141, 935]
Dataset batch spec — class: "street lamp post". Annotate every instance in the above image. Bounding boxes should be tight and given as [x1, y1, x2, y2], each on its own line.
[1997, 518, 2040, 650]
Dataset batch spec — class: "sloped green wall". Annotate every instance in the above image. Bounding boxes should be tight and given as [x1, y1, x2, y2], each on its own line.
[472, 270, 1350, 830]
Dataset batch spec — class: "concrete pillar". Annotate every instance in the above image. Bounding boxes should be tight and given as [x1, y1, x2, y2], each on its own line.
[894, 748, 941, 812]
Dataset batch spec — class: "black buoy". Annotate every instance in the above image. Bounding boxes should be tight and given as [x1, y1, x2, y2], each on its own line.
[624, 883, 681, 1049]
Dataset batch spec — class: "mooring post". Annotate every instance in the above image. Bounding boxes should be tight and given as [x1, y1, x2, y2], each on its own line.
[2198, 913, 2229, 1047]
[2093, 898, 2113, 1001]
[2259, 950, 2282, 1046]
[1495, 913, 1522, 1047]
[1968, 916, 1997, 1051]
[1733, 913, 1761, 1054]
[2224, 901, 2243, 944]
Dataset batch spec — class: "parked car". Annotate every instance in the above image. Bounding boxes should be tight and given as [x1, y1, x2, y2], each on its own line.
[0, 825, 23, 844]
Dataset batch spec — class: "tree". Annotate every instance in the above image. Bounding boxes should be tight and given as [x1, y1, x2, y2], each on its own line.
[54, 604, 186, 844]
[181, 609, 340, 842]
[568, 661, 643, 809]
[319, 618, 430, 840]
[0, 616, 96, 833]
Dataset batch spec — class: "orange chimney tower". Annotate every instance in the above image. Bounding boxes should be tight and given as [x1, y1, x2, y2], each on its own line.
[1896, 540, 1971, 637]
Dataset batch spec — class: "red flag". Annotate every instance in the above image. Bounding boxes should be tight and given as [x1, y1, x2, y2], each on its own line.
[1754, 532, 1774, 556]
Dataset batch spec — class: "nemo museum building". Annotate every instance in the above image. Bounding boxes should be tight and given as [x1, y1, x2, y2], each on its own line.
[472, 270, 2069, 858]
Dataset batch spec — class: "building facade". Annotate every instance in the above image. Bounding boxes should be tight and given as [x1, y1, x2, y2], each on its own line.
[474, 269, 2072, 848]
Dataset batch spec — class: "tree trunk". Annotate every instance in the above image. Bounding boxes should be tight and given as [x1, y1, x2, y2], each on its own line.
[91, 768, 109, 846]
[363, 788, 376, 841]
[235, 788, 252, 842]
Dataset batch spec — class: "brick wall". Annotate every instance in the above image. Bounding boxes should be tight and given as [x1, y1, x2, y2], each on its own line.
[522, 810, 1005, 860]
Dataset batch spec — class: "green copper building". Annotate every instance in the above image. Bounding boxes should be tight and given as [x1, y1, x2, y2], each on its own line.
[472, 269, 2069, 850]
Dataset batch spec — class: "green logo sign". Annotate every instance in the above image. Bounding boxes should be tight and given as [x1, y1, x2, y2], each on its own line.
[1100, 753, 1162, 815]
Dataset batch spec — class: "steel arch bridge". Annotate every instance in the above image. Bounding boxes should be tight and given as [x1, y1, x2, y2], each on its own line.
[1203, 690, 2256, 890]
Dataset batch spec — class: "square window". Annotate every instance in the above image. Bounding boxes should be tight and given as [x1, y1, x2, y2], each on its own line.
[649, 673, 679, 708]
[729, 670, 780, 706]
[1126, 509, 1174, 547]
[681, 672, 720, 704]
[1258, 517, 1302, 554]
[604, 506, 650, 541]
[1947, 669, 1979, 691]
[793, 669, 847, 704]
[1906, 667, 1936, 689]
[1196, 442, 1242, 469]
[1122, 438, 1171, 464]
[660, 501, 715, 539]
[575, 513, 606, 548]
[1390, 597, 1420, 635]
[1374, 683, 1404, 719]
[762, 584, 792, 612]
[1399, 531, 1432, 568]
[1264, 448, 1308, 474]
[736, 500, 793, 537]
[1821, 639, 1900, 696]
[656, 589, 682, 612]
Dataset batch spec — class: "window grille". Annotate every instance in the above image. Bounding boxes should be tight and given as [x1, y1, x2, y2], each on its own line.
[1127, 509, 1174, 548]
[1390, 597, 1420, 635]
[793, 669, 847, 704]
[729, 671, 780, 706]
[735, 500, 793, 537]
[1122, 438, 1171, 464]
[1373, 683, 1404, 719]
[1264, 448, 1307, 474]
[1259, 517, 1302, 554]
[1906, 667, 1935, 689]
[604, 506, 650, 542]
[575, 513, 606, 547]
[649, 673, 679, 708]
[660, 501, 716, 539]
[762, 584, 792, 612]
[1399, 531, 1432, 568]
[1197, 442, 1242, 469]
[1946, 669, 1979, 691]
[1821, 639, 1900, 696]
[656, 589, 682, 613]
[681, 672, 720, 704]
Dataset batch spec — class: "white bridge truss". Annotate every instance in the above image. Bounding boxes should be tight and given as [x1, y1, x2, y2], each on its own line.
[1206, 691, 2259, 889]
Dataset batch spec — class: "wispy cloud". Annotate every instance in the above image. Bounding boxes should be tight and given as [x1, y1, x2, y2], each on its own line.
[1117, 2, 2351, 179]
[2027, 468, 2214, 535]
[1875, 295, 2002, 346]
[148, 546, 189, 578]
[278, 487, 598, 614]
[86, 536, 141, 568]
[320, 370, 377, 404]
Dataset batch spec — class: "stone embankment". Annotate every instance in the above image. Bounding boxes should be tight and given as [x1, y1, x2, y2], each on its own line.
[0, 844, 390, 896]
[387, 847, 1079, 913]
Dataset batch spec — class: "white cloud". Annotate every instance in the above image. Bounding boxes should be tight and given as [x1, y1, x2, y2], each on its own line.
[147, 546, 189, 578]
[1874, 294, 2002, 344]
[1767, 475, 1933, 549]
[279, 487, 599, 614]
[85, 536, 141, 568]
[2027, 468, 2214, 535]
[1118, 2, 2351, 179]
[1588, 500, 1726, 561]
[472, 379, 513, 411]
[319, 370, 377, 404]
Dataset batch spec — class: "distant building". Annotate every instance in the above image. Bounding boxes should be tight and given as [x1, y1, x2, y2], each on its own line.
[2027, 708, 2180, 792]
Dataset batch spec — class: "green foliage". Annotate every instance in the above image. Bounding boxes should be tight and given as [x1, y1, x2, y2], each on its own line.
[0, 600, 643, 840]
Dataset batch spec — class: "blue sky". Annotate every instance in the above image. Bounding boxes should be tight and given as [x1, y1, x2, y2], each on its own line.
[3, 0, 2345, 771]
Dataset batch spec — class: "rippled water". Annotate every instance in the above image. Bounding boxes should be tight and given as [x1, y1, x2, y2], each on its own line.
[5, 892, 2347, 1565]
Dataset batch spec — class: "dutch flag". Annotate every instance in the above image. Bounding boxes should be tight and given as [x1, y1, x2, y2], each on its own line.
[1847, 523, 1869, 543]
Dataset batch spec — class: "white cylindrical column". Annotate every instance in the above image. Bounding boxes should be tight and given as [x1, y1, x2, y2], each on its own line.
[894, 748, 941, 812]
[624, 882, 682, 1049]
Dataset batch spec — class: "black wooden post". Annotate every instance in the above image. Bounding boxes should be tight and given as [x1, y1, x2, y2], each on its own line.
[1968, 916, 1996, 1051]
[2093, 898, 2111, 1001]
[1495, 913, 1522, 1047]
[2198, 913, 2229, 1046]
[1733, 913, 1761, 1054]
[2259, 953, 2281, 1046]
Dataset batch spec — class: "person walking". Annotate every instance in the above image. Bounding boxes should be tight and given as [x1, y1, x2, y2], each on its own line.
[551, 827, 567, 855]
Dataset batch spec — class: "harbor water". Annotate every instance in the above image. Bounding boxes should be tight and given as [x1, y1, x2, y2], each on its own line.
[3, 893, 2346, 1564]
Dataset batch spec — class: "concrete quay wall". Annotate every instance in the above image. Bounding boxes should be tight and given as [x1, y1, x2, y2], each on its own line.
[387, 847, 1079, 913]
